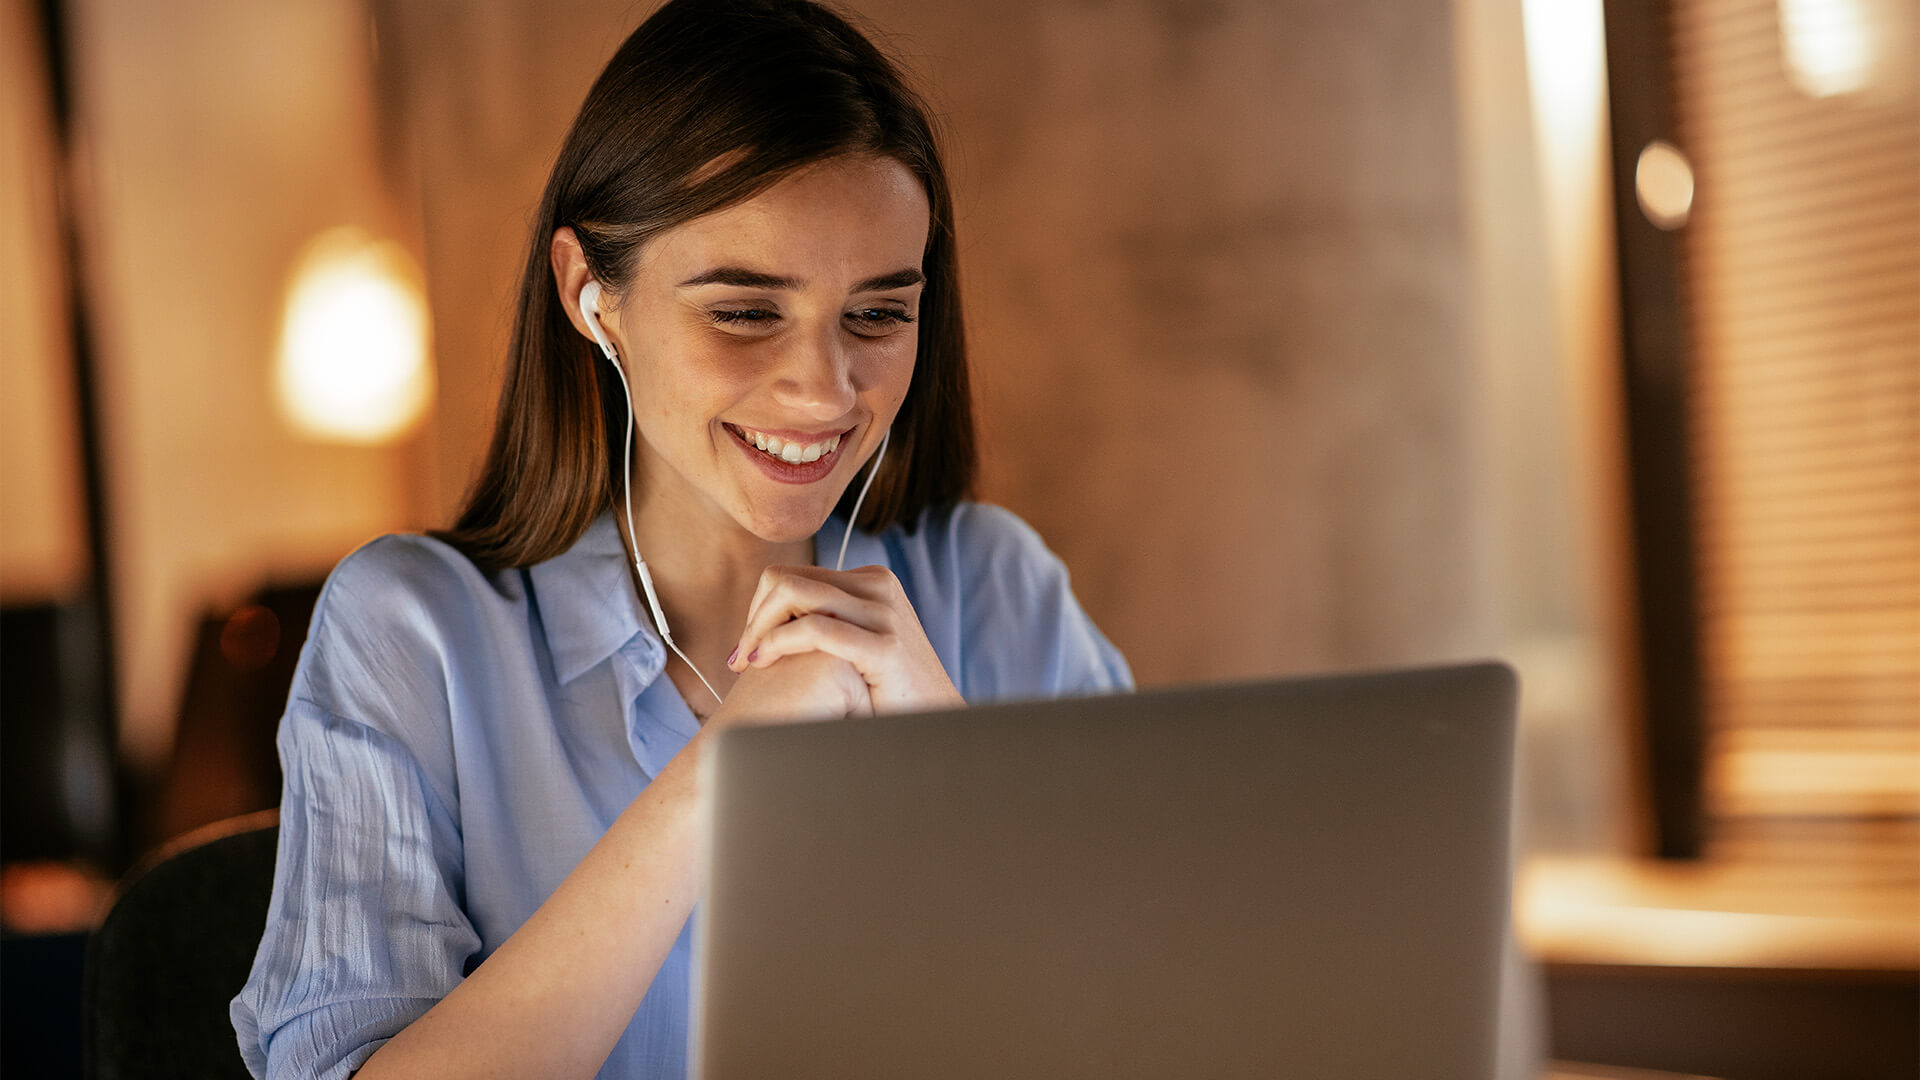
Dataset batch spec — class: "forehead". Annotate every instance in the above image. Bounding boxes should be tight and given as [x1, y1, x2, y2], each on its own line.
[640, 155, 931, 284]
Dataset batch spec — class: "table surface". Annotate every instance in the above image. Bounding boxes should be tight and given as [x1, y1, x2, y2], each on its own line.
[1518, 853, 1920, 971]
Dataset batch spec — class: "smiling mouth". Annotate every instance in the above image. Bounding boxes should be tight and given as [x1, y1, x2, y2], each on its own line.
[726, 424, 848, 464]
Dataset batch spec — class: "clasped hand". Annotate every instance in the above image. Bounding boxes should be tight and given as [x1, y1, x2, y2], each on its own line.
[714, 564, 964, 724]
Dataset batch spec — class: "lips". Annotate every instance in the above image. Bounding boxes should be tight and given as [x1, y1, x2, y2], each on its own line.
[724, 423, 852, 485]
[730, 424, 844, 464]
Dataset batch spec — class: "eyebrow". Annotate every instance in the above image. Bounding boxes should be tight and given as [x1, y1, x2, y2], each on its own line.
[676, 266, 925, 293]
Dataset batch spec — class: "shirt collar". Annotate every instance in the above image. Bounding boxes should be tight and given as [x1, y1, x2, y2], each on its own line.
[527, 510, 889, 688]
[528, 512, 659, 687]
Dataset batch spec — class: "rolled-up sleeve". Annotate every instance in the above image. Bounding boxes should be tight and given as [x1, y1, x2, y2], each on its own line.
[232, 700, 479, 1079]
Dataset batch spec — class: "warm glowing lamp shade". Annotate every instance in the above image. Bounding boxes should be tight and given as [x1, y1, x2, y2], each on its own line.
[275, 227, 433, 444]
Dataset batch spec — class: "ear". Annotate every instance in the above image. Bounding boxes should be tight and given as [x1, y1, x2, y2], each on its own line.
[550, 227, 605, 348]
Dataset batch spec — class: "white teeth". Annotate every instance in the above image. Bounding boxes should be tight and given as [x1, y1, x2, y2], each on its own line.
[736, 425, 842, 465]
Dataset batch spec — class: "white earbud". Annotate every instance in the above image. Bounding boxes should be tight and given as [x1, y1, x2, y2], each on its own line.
[578, 277, 722, 707]
[577, 280, 619, 361]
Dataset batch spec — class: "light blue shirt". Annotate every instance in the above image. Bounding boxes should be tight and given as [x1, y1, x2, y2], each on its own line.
[232, 502, 1132, 1079]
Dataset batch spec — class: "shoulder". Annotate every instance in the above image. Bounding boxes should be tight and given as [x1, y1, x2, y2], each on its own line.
[879, 501, 1132, 700]
[292, 532, 521, 743]
[905, 501, 1077, 626]
[870, 501, 1070, 617]
[316, 532, 517, 628]
[898, 500, 1066, 580]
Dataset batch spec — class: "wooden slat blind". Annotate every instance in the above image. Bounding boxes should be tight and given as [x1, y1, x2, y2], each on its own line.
[1668, 0, 1919, 866]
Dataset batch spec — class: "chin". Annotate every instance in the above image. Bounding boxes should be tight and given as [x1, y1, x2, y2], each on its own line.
[736, 499, 837, 546]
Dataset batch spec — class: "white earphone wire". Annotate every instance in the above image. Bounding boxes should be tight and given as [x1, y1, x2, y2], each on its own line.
[596, 316, 724, 709]
[836, 428, 888, 572]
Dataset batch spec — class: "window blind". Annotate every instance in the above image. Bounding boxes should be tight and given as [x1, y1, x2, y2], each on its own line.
[1668, 0, 1919, 868]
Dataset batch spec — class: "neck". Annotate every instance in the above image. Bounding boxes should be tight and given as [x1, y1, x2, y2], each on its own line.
[623, 471, 815, 654]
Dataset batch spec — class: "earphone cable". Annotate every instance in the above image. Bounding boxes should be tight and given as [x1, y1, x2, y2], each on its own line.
[607, 356, 724, 708]
[836, 428, 888, 572]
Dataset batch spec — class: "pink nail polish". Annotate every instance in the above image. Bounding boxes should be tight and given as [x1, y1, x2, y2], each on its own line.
[747, 648, 759, 663]
[727, 647, 739, 666]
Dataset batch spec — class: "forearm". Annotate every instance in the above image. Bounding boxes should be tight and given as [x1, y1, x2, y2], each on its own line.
[354, 726, 716, 1080]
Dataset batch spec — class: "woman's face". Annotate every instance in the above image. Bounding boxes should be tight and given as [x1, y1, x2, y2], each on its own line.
[602, 154, 930, 546]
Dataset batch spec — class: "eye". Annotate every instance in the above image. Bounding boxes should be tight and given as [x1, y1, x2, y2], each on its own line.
[845, 308, 916, 337]
[711, 308, 780, 326]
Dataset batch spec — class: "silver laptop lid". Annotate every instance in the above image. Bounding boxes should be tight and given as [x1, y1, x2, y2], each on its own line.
[695, 660, 1517, 1080]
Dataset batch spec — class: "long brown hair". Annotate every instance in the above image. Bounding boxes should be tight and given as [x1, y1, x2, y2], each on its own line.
[435, 0, 976, 571]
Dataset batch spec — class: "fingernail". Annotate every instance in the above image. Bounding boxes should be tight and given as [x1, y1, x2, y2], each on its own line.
[747, 648, 759, 663]
[726, 647, 739, 666]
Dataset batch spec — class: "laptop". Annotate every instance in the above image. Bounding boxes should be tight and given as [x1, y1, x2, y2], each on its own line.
[692, 660, 1517, 1080]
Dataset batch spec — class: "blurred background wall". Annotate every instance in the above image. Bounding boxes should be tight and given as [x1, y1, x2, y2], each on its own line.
[61, 0, 428, 771]
[1, 0, 87, 607]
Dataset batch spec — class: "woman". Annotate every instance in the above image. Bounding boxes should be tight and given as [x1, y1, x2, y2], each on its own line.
[232, 1, 1130, 1077]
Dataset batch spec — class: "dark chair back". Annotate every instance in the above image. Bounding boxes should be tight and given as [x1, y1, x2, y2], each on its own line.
[83, 811, 279, 1080]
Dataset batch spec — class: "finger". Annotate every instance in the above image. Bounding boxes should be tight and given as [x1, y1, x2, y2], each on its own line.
[738, 565, 792, 637]
[742, 563, 899, 630]
[739, 565, 845, 642]
[846, 682, 875, 717]
[744, 613, 890, 682]
[838, 563, 903, 604]
[732, 577, 891, 671]
[732, 565, 906, 670]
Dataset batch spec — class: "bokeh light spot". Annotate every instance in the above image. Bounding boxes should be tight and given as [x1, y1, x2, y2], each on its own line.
[220, 605, 281, 672]
[275, 227, 433, 444]
[1778, 0, 1877, 98]
[1635, 140, 1696, 230]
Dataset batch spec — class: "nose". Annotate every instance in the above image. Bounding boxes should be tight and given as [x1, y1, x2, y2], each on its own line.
[769, 320, 857, 421]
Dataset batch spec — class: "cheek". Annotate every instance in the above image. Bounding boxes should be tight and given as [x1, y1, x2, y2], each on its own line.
[634, 331, 757, 419]
[860, 335, 919, 409]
